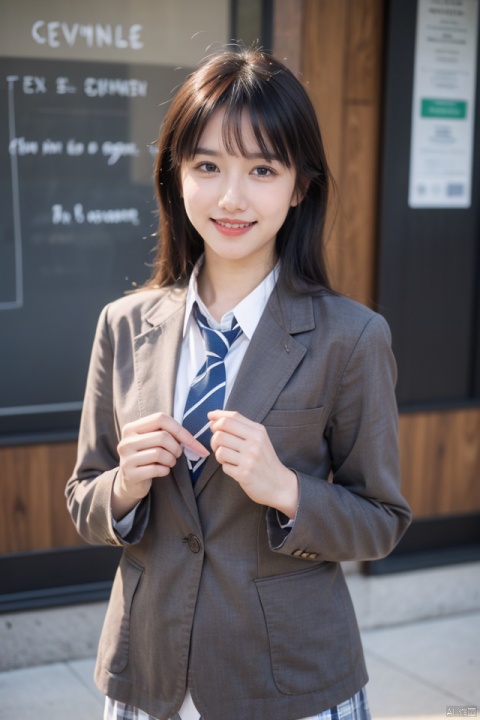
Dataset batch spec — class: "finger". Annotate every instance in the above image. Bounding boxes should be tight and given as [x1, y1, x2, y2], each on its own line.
[208, 410, 252, 424]
[217, 461, 239, 481]
[130, 446, 180, 469]
[119, 430, 183, 458]
[210, 430, 243, 454]
[180, 435, 210, 458]
[122, 463, 172, 483]
[123, 412, 209, 457]
[208, 411, 255, 440]
[121, 448, 174, 475]
[215, 445, 241, 465]
[122, 412, 174, 436]
[139, 414, 209, 456]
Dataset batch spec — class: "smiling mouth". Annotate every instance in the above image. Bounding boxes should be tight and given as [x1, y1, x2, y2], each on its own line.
[213, 219, 256, 229]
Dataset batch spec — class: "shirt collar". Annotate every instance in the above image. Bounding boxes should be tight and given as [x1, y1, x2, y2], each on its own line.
[183, 256, 279, 340]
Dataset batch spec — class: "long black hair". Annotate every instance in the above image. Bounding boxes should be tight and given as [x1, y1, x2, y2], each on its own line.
[148, 48, 332, 293]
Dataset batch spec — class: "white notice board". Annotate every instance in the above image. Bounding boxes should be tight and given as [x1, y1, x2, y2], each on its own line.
[409, 0, 479, 208]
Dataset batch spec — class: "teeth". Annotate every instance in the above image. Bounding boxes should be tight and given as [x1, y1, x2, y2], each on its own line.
[216, 220, 252, 229]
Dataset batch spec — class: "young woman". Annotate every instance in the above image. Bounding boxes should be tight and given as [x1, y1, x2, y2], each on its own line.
[66, 48, 411, 720]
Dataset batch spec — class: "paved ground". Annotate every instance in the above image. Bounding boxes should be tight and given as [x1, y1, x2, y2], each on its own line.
[0, 609, 478, 719]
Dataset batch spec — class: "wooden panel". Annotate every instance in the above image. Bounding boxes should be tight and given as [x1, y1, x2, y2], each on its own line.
[341, 0, 383, 305]
[399, 409, 480, 519]
[337, 102, 379, 304]
[0, 442, 83, 554]
[272, 0, 305, 77]
[344, 0, 384, 102]
[302, 0, 347, 186]
[299, 0, 348, 295]
[301, 0, 383, 305]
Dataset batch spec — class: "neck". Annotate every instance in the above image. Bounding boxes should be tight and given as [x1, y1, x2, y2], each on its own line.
[198, 253, 276, 321]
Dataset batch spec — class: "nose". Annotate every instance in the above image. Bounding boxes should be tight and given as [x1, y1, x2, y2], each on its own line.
[218, 175, 248, 213]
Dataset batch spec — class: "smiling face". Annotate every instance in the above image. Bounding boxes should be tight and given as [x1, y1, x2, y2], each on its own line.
[180, 109, 299, 275]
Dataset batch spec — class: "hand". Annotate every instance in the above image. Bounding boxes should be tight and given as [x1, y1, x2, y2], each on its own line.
[208, 410, 298, 518]
[113, 412, 209, 520]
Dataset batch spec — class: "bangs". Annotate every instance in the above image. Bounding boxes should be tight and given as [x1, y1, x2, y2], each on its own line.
[170, 73, 295, 168]
[221, 99, 293, 166]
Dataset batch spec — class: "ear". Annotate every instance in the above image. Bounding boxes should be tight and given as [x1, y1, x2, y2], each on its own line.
[290, 178, 310, 207]
[290, 190, 301, 207]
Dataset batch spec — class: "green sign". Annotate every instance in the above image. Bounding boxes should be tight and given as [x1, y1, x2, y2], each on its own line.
[421, 99, 467, 119]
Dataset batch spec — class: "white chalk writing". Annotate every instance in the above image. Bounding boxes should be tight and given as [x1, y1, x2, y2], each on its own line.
[9, 137, 39, 156]
[22, 76, 47, 94]
[102, 141, 139, 165]
[42, 139, 63, 155]
[9, 137, 141, 165]
[31, 21, 143, 50]
[52, 203, 140, 226]
[6, 74, 148, 98]
[84, 77, 147, 97]
[56, 77, 77, 94]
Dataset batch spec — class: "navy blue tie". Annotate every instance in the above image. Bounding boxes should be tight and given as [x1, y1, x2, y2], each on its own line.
[182, 304, 243, 482]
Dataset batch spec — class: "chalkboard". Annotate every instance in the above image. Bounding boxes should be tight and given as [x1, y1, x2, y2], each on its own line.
[0, 57, 187, 441]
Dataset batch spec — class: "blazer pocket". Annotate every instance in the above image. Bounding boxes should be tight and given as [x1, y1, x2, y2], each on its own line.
[263, 406, 324, 427]
[263, 407, 327, 473]
[255, 564, 356, 695]
[100, 552, 144, 674]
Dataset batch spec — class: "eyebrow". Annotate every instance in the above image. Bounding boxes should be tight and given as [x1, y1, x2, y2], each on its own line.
[194, 147, 281, 162]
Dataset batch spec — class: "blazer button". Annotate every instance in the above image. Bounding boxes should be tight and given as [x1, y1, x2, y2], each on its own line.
[186, 534, 202, 554]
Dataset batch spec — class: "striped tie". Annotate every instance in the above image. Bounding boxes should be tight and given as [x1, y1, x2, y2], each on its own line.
[182, 304, 243, 482]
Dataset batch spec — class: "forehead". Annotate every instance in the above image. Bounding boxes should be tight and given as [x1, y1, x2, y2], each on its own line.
[195, 108, 276, 158]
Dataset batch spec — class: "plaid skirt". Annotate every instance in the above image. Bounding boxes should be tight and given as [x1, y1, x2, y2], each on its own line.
[104, 686, 371, 720]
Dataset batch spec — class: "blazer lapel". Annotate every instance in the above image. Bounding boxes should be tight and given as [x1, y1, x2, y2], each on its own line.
[134, 286, 186, 419]
[194, 280, 316, 496]
[133, 286, 200, 525]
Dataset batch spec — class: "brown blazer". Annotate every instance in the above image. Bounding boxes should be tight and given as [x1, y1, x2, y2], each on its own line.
[66, 278, 411, 720]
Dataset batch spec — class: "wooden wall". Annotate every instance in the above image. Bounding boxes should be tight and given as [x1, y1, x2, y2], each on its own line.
[273, 0, 383, 306]
[399, 409, 480, 518]
[1, 0, 479, 560]
[0, 442, 81, 554]
[301, 0, 384, 306]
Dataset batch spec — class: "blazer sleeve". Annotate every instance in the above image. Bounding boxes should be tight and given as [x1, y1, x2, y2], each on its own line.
[266, 313, 412, 562]
[65, 304, 150, 547]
